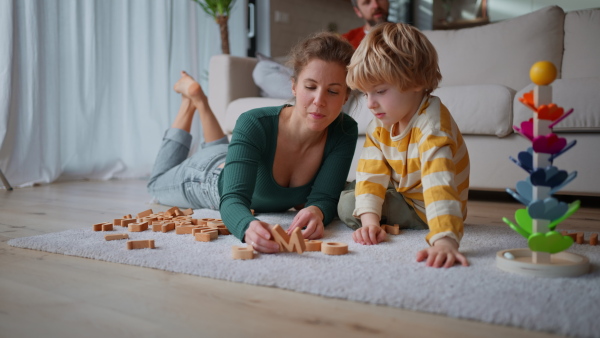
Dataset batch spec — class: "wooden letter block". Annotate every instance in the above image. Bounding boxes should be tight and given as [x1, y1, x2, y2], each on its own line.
[175, 225, 200, 235]
[386, 224, 401, 235]
[321, 242, 349, 255]
[93, 222, 113, 231]
[128, 222, 148, 232]
[269, 224, 306, 254]
[304, 240, 322, 252]
[590, 233, 598, 246]
[126, 240, 155, 250]
[113, 219, 123, 226]
[195, 233, 212, 242]
[201, 229, 219, 240]
[121, 218, 136, 228]
[216, 225, 231, 235]
[161, 222, 176, 233]
[151, 221, 163, 232]
[182, 208, 194, 216]
[232, 245, 254, 260]
[576, 232, 584, 244]
[136, 209, 153, 218]
[105, 233, 129, 241]
[566, 233, 577, 241]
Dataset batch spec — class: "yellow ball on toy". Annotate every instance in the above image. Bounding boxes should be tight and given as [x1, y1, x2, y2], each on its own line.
[530, 61, 557, 86]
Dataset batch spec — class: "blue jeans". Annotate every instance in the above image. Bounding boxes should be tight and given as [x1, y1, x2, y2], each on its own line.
[147, 128, 228, 210]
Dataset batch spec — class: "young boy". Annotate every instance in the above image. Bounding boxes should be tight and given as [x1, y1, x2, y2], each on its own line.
[338, 22, 470, 268]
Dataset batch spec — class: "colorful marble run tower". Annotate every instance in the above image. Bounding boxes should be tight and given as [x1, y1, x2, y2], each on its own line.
[495, 61, 590, 277]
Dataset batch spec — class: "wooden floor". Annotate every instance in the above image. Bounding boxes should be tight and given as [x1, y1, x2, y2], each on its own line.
[1, 179, 598, 338]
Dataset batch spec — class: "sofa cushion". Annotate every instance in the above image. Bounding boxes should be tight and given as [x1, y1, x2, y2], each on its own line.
[252, 53, 294, 99]
[514, 78, 600, 132]
[423, 6, 564, 92]
[224, 97, 288, 133]
[562, 8, 600, 79]
[433, 84, 515, 137]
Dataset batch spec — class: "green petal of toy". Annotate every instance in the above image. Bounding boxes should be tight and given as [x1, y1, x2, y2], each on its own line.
[528, 231, 574, 254]
[502, 217, 531, 239]
[514, 208, 533, 234]
[548, 200, 581, 230]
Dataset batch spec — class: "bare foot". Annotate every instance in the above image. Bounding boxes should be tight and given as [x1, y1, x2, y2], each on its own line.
[173, 71, 205, 101]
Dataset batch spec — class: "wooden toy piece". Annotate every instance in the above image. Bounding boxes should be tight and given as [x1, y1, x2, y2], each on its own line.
[182, 208, 194, 216]
[191, 227, 210, 236]
[304, 240, 322, 252]
[128, 222, 149, 232]
[560, 230, 568, 236]
[175, 225, 200, 235]
[105, 233, 129, 241]
[136, 209, 153, 218]
[565, 233, 577, 241]
[161, 222, 176, 233]
[269, 224, 306, 254]
[250, 209, 255, 216]
[195, 232, 212, 242]
[386, 224, 401, 235]
[151, 221, 163, 232]
[93, 222, 113, 231]
[576, 232, 584, 244]
[113, 218, 123, 226]
[126, 239, 155, 250]
[232, 245, 254, 260]
[201, 229, 219, 240]
[121, 218, 136, 228]
[123, 214, 132, 219]
[590, 233, 598, 246]
[216, 224, 231, 235]
[321, 242, 349, 255]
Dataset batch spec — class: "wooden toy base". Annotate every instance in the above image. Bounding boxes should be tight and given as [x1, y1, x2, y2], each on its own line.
[496, 248, 589, 278]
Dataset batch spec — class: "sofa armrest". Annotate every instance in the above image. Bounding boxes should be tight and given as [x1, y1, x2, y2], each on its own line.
[208, 55, 260, 131]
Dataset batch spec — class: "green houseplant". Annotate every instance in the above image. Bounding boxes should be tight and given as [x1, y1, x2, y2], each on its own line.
[191, 0, 236, 54]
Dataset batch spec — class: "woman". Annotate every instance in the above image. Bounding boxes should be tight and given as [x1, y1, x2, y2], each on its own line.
[148, 32, 358, 253]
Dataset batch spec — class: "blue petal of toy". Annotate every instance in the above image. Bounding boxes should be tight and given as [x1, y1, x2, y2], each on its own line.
[506, 188, 531, 206]
[550, 171, 577, 194]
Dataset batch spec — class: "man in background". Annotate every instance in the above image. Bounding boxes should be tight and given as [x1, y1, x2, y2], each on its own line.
[342, 0, 390, 49]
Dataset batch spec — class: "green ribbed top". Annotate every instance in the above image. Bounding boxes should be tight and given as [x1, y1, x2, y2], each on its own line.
[218, 105, 358, 241]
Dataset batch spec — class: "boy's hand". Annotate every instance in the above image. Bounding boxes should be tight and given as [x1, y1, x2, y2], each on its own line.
[416, 237, 469, 268]
[353, 224, 386, 245]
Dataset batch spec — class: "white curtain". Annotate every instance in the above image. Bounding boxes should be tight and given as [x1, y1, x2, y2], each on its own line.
[0, 0, 246, 187]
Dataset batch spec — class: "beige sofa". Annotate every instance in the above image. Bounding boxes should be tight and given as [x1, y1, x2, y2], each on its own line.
[208, 6, 600, 195]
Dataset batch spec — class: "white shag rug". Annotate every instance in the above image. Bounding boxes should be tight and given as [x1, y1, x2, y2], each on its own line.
[8, 209, 600, 338]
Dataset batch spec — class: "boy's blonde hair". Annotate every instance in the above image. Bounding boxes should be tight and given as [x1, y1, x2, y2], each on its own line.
[347, 22, 441, 94]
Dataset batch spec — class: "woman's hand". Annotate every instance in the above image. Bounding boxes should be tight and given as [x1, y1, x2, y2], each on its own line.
[287, 206, 324, 240]
[244, 220, 280, 253]
[416, 237, 469, 268]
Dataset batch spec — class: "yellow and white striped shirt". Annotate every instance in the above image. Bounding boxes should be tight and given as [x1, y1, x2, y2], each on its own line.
[353, 95, 469, 245]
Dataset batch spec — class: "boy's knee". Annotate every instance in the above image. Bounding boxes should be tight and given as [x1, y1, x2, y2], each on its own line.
[337, 189, 361, 230]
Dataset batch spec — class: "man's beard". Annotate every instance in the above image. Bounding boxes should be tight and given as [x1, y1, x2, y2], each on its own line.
[366, 11, 388, 27]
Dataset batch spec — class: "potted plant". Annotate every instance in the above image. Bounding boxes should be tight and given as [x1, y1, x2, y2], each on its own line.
[191, 0, 236, 54]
